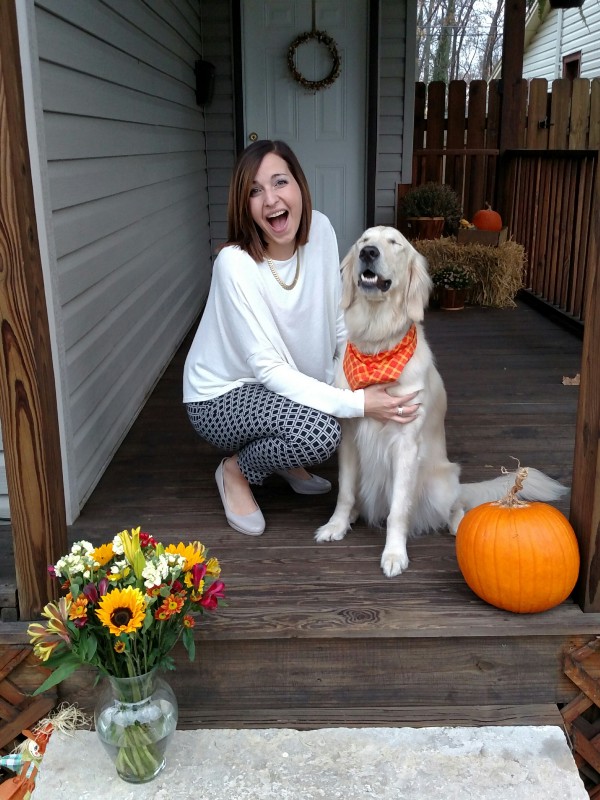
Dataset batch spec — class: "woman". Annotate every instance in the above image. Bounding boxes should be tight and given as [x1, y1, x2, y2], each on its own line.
[183, 140, 419, 536]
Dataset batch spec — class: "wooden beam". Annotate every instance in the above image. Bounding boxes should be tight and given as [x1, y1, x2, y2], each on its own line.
[0, 1, 67, 618]
[571, 149, 600, 611]
[499, 0, 527, 153]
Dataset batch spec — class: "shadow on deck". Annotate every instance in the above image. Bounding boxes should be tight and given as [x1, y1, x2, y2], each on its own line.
[2, 301, 599, 729]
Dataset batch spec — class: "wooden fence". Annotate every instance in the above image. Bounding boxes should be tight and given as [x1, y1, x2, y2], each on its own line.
[409, 78, 600, 322]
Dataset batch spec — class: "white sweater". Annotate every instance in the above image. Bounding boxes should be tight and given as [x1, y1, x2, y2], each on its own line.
[183, 211, 364, 418]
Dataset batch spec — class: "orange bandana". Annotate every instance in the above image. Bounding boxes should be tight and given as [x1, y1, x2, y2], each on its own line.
[343, 324, 417, 390]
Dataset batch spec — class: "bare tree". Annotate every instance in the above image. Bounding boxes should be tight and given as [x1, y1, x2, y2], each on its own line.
[416, 0, 505, 84]
[480, 0, 504, 80]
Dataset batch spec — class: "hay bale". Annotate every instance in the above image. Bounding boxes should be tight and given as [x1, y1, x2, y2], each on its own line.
[413, 237, 526, 308]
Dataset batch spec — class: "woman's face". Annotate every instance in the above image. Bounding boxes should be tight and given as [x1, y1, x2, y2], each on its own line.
[249, 153, 303, 260]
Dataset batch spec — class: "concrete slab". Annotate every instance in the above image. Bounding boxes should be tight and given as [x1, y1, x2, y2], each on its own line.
[33, 726, 587, 799]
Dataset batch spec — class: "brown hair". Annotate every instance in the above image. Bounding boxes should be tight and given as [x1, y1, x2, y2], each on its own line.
[225, 140, 312, 263]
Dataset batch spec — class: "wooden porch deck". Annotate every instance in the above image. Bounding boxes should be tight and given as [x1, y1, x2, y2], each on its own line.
[3, 300, 600, 729]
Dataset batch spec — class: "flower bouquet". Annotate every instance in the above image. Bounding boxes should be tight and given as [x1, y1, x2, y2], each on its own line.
[28, 527, 226, 783]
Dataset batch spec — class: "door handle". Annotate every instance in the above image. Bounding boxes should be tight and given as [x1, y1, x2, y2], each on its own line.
[249, 132, 258, 142]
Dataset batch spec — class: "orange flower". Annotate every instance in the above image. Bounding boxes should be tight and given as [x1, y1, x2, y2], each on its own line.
[68, 595, 88, 621]
[154, 593, 184, 620]
[183, 615, 195, 628]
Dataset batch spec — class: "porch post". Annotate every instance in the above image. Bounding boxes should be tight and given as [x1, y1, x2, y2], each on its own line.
[0, 1, 67, 618]
[571, 163, 600, 612]
[498, 0, 526, 153]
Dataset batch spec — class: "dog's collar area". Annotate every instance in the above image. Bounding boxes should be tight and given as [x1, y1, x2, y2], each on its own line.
[343, 324, 418, 390]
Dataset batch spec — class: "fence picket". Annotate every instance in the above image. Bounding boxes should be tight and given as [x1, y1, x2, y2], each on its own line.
[570, 79, 590, 150]
[549, 79, 571, 149]
[526, 79, 549, 149]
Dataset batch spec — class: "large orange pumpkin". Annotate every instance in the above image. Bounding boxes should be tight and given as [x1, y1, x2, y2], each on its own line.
[472, 203, 503, 232]
[455, 469, 580, 613]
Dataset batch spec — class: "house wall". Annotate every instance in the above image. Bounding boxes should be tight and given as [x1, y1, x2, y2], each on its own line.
[523, 0, 600, 80]
[18, 0, 214, 523]
[374, 0, 412, 226]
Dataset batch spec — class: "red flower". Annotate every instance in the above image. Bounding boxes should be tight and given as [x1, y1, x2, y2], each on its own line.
[199, 580, 226, 611]
[139, 532, 158, 548]
[190, 563, 207, 590]
[83, 583, 99, 604]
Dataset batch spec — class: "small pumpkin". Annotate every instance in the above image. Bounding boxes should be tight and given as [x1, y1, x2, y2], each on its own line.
[455, 468, 580, 613]
[472, 203, 503, 232]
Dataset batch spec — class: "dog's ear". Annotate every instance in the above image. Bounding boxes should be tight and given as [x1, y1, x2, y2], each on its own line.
[405, 247, 433, 322]
[340, 244, 357, 310]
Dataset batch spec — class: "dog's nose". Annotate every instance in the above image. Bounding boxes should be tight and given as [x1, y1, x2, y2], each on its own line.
[359, 245, 380, 264]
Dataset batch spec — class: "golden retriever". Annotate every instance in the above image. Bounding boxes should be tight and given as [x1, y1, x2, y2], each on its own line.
[315, 226, 568, 577]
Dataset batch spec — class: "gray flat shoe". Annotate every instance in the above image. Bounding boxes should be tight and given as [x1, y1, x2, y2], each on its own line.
[274, 469, 332, 495]
[215, 459, 265, 536]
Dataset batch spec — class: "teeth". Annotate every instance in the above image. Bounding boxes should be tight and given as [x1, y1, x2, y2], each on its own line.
[267, 210, 286, 219]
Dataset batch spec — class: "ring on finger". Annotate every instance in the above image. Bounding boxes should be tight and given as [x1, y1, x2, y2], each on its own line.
[397, 406, 403, 416]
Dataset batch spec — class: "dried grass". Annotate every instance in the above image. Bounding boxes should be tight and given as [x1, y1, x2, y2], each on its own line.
[414, 237, 526, 308]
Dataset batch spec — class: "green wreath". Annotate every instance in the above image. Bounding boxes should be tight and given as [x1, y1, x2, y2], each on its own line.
[287, 29, 341, 92]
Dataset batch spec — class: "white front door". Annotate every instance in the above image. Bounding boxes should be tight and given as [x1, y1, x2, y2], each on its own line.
[242, 0, 367, 257]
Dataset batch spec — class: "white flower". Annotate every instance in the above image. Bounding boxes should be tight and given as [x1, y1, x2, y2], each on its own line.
[111, 535, 124, 556]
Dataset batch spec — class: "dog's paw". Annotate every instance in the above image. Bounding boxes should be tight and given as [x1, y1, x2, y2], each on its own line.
[315, 521, 349, 543]
[448, 504, 465, 535]
[380, 549, 409, 578]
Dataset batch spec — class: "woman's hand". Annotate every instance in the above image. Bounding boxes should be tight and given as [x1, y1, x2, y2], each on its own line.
[363, 385, 420, 424]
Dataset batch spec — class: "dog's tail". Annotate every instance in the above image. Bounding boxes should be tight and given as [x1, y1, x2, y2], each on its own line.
[458, 467, 569, 511]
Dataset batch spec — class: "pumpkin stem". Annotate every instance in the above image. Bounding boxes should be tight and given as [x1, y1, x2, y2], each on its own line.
[493, 465, 530, 508]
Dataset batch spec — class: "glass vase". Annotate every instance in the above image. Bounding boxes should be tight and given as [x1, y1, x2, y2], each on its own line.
[94, 668, 178, 783]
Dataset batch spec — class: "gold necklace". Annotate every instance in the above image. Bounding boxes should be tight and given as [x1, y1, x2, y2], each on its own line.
[266, 249, 300, 290]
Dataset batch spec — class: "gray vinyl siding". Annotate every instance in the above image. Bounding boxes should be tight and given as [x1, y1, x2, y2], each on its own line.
[523, 0, 600, 80]
[374, 0, 412, 226]
[32, 0, 212, 521]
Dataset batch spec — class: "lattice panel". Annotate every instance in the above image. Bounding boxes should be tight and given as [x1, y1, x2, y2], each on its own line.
[562, 638, 600, 798]
[0, 647, 55, 757]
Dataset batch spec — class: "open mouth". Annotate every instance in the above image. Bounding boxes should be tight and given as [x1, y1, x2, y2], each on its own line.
[267, 209, 289, 233]
[358, 269, 392, 293]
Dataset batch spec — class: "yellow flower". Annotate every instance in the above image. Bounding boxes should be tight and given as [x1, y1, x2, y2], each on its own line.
[114, 640, 126, 653]
[27, 623, 63, 661]
[119, 527, 146, 580]
[108, 566, 131, 582]
[96, 587, 146, 635]
[41, 597, 72, 641]
[164, 542, 206, 570]
[92, 543, 114, 567]
[205, 557, 221, 577]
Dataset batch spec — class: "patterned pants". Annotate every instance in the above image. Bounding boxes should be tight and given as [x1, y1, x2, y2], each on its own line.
[186, 383, 341, 484]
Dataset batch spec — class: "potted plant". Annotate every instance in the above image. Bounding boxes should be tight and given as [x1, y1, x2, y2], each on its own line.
[431, 263, 473, 310]
[398, 182, 463, 240]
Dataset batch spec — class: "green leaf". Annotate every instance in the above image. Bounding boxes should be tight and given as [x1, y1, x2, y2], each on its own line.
[32, 654, 82, 695]
[182, 627, 195, 661]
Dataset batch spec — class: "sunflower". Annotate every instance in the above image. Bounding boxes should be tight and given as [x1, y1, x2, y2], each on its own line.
[92, 542, 114, 567]
[164, 542, 206, 570]
[96, 587, 146, 636]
